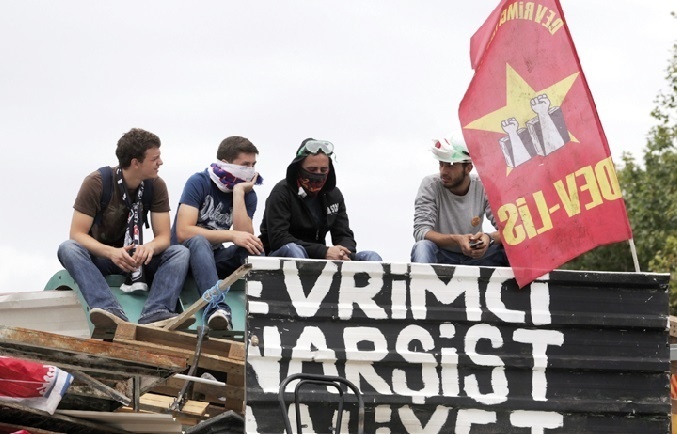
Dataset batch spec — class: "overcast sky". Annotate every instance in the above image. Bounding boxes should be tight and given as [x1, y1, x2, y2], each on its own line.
[1, 1, 675, 293]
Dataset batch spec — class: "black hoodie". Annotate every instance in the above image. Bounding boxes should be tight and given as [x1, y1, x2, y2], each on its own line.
[259, 144, 357, 259]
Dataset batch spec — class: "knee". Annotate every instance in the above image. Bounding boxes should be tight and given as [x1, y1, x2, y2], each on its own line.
[356, 251, 382, 261]
[236, 245, 250, 260]
[279, 243, 308, 259]
[57, 240, 85, 261]
[183, 234, 210, 252]
[411, 239, 435, 253]
[165, 244, 190, 262]
[410, 239, 436, 262]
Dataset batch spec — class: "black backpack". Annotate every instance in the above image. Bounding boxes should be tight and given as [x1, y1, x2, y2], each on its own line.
[93, 166, 154, 229]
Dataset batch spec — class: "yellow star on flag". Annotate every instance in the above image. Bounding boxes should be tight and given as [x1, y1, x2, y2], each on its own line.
[464, 64, 579, 137]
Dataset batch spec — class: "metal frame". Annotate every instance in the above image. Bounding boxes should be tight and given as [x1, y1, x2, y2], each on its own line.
[278, 373, 364, 434]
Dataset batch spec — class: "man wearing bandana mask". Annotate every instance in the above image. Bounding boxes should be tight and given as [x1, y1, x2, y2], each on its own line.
[259, 138, 381, 262]
[172, 136, 264, 330]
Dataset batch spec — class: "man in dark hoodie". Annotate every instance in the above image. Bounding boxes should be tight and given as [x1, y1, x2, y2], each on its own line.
[259, 138, 381, 261]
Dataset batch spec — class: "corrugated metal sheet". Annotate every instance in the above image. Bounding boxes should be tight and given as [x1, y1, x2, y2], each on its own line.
[245, 257, 671, 433]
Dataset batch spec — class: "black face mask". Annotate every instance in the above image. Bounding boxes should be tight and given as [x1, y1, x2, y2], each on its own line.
[298, 168, 328, 195]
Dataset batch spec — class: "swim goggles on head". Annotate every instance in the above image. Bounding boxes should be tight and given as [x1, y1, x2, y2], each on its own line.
[297, 139, 334, 157]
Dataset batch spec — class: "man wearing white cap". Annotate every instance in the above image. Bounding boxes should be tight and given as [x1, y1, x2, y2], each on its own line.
[411, 136, 508, 266]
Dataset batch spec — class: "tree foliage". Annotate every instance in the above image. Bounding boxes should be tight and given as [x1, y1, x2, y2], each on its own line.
[564, 29, 677, 312]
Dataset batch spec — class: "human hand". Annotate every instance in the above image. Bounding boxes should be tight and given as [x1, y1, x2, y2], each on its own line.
[132, 244, 155, 266]
[326, 245, 352, 261]
[531, 94, 551, 115]
[233, 174, 258, 195]
[501, 117, 519, 135]
[110, 245, 138, 272]
[232, 230, 264, 255]
[460, 232, 489, 258]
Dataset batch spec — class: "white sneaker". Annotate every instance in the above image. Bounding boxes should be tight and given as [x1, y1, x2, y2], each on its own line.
[120, 281, 149, 293]
[207, 309, 233, 331]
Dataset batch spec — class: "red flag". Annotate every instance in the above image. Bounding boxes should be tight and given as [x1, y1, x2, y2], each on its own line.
[458, 0, 632, 287]
[0, 356, 73, 415]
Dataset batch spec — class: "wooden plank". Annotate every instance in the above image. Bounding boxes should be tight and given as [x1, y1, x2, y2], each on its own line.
[163, 263, 252, 331]
[221, 398, 247, 414]
[0, 325, 187, 375]
[227, 374, 245, 388]
[69, 370, 132, 406]
[115, 323, 246, 361]
[138, 393, 209, 416]
[152, 375, 245, 402]
[204, 404, 229, 419]
[113, 332, 244, 376]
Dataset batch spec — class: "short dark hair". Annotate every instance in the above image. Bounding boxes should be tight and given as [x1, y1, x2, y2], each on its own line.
[217, 136, 258, 162]
[115, 128, 161, 168]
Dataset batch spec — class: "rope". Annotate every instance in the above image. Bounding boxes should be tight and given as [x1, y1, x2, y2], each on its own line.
[200, 280, 230, 325]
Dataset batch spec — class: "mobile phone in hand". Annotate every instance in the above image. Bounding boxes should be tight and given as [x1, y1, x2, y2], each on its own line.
[469, 239, 484, 249]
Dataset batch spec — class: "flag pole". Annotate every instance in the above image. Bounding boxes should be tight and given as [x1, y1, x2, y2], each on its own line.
[629, 239, 640, 272]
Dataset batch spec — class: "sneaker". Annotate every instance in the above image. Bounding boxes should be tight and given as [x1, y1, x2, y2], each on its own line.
[90, 308, 127, 328]
[207, 309, 233, 331]
[120, 280, 149, 293]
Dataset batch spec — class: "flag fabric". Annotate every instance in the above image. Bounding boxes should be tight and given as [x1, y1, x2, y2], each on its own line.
[0, 356, 73, 415]
[458, 0, 632, 287]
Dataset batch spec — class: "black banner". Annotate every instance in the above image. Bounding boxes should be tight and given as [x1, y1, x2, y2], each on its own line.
[246, 258, 670, 433]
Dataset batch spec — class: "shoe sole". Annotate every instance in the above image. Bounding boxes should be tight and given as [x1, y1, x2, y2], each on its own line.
[90, 309, 126, 328]
[208, 316, 233, 331]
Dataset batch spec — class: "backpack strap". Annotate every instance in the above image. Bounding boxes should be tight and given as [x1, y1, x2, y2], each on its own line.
[93, 166, 154, 229]
[93, 166, 113, 227]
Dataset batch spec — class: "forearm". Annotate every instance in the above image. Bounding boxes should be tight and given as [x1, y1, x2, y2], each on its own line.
[231, 190, 254, 234]
[424, 230, 465, 248]
[177, 224, 241, 245]
[70, 231, 115, 260]
[231, 212, 254, 234]
[146, 233, 169, 254]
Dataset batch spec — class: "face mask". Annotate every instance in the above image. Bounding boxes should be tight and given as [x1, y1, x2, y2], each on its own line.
[297, 168, 328, 196]
[208, 161, 260, 193]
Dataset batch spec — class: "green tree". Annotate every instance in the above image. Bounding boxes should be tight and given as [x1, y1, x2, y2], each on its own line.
[564, 33, 677, 311]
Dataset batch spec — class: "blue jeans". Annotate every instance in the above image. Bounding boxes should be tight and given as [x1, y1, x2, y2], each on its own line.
[182, 235, 249, 317]
[57, 240, 189, 323]
[269, 242, 382, 261]
[410, 239, 509, 266]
